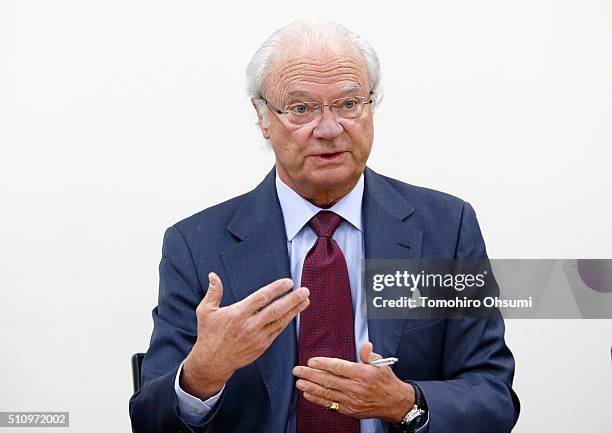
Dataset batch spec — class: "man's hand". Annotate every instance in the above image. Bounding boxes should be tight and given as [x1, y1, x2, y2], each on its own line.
[292, 342, 415, 423]
[181, 272, 310, 400]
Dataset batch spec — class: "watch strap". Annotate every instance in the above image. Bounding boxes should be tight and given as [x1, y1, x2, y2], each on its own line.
[406, 381, 427, 430]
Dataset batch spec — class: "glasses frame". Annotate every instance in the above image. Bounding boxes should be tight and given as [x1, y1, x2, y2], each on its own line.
[259, 92, 374, 125]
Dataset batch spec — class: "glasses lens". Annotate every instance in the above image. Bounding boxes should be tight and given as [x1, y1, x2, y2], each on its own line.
[286, 102, 317, 125]
[333, 97, 365, 119]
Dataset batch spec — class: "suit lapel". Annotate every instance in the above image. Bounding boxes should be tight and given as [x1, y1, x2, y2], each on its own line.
[219, 168, 296, 429]
[363, 167, 423, 360]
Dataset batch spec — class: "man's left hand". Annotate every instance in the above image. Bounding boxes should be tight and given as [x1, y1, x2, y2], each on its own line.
[292, 342, 415, 423]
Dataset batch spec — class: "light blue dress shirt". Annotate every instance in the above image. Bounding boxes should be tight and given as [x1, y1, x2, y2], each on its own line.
[174, 173, 427, 432]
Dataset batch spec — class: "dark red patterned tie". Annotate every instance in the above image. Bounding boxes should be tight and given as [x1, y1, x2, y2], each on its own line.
[297, 211, 359, 433]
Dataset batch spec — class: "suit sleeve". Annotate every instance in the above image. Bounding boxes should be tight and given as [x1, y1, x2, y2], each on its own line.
[129, 226, 223, 433]
[411, 202, 521, 433]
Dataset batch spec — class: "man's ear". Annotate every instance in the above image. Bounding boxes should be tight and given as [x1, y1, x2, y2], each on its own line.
[251, 98, 270, 140]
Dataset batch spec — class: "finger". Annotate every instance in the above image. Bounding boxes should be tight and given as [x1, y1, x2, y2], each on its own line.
[358, 342, 372, 364]
[263, 297, 310, 337]
[292, 366, 361, 395]
[302, 392, 353, 418]
[359, 342, 383, 364]
[296, 379, 351, 407]
[307, 357, 362, 380]
[241, 278, 295, 315]
[203, 272, 224, 307]
[251, 286, 310, 327]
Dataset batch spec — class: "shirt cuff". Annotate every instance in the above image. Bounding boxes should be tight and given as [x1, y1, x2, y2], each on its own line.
[174, 359, 224, 424]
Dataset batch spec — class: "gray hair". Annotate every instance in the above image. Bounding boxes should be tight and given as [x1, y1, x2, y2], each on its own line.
[247, 19, 383, 126]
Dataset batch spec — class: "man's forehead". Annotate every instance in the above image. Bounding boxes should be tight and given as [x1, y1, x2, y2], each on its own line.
[266, 49, 369, 99]
[270, 47, 367, 73]
[268, 37, 367, 75]
[275, 33, 362, 61]
[284, 83, 364, 99]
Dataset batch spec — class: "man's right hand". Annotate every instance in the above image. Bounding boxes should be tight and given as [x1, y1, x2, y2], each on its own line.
[180, 272, 310, 401]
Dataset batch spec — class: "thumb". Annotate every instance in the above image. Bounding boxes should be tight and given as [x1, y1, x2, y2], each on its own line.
[359, 341, 383, 364]
[204, 272, 224, 307]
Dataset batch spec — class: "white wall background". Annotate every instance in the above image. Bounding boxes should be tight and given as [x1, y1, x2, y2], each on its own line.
[1, 1, 610, 431]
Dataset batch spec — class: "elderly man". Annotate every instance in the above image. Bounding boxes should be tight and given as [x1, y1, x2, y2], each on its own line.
[129, 20, 520, 433]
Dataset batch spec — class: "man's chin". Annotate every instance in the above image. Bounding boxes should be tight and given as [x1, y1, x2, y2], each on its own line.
[307, 166, 361, 190]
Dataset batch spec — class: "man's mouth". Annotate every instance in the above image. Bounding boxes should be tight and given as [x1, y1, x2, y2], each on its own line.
[315, 151, 345, 161]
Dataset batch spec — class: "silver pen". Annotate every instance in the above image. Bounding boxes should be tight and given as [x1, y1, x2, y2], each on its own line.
[369, 357, 398, 367]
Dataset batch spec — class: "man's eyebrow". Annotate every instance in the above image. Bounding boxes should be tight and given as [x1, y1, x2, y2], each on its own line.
[337, 84, 363, 95]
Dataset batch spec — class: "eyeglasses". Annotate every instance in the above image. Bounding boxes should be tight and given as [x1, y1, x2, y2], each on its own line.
[259, 93, 373, 125]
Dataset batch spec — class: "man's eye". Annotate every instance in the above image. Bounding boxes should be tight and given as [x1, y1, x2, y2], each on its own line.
[290, 104, 309, 115]
[343, 99, 358, 109]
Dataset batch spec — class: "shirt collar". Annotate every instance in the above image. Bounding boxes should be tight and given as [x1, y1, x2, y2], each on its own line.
[275, 171, 364, 241]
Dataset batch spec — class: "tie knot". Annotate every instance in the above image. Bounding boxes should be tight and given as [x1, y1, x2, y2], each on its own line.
[308, 211, 343, 238]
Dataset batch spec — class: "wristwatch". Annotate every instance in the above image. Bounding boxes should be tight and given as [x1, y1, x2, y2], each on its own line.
[395, 381, 427, 433]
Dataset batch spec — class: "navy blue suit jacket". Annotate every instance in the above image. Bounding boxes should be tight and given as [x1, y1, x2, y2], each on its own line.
[129, 167, 520, 433]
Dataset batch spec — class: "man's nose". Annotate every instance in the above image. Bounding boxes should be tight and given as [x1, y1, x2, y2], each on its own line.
[312, 107, 343, 140]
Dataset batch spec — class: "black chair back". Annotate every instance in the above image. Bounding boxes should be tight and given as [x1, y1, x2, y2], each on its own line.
[131, 353, 145, 392]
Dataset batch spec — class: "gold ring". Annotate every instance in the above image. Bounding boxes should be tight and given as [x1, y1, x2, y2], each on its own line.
[328, 401, 339, 411]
